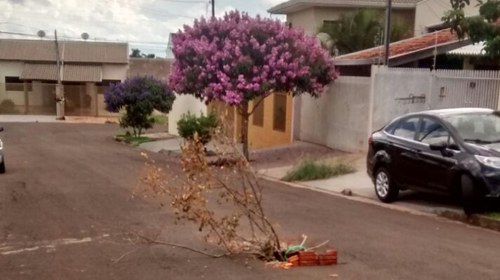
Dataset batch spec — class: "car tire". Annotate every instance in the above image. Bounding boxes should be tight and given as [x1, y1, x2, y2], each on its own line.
[0, 160, 5, 174]
[461, 174, 482, 215]
[374, 167, 398, 203]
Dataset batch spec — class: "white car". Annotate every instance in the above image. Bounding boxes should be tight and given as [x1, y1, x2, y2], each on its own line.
[0, 126, 4, 174]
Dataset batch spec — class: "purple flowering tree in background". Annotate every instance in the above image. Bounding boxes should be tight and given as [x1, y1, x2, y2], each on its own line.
[169, 11, 338, 159]
[105, 76, 176, 137]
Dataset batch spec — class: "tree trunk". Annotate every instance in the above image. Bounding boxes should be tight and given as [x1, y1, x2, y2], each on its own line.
[240, 103, 250, 160]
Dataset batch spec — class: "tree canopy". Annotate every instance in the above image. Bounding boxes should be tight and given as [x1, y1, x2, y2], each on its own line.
[105, 76, 175, 136]
[169, 11, 338, 106]
[130, 48, 156, 58]
[443, 0, 500, 57]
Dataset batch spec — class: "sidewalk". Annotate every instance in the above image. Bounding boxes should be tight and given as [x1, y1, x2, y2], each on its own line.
[0, 115, 118, 124]
[259, 153, 462, 214]
[259, 153, 374, 197]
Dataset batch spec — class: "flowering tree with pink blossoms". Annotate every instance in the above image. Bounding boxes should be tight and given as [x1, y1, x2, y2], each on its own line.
[169, 11, 338, 159]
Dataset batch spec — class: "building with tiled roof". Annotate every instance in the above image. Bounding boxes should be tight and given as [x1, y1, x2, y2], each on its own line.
[0, 39, 129, 116]
[269, 0, 481, 36]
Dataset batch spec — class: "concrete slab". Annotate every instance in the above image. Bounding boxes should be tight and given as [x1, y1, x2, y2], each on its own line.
[0, 115, 119, 124]
[0, 115, 59, 123]
[139, 137, 183, 153]
[258, 153, 463, 214]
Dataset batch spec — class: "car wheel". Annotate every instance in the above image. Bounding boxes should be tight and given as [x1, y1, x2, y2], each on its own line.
[461, 174, 482, 215]
[0, 160, 5, 174]
[374, 167, 398, 203]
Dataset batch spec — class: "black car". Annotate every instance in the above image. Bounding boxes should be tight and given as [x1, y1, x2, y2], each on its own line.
[367, 108, 500, 214]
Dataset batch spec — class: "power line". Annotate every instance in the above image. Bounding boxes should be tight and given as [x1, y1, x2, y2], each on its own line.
[0, 21, 40, 31]
[0, 30, 169, 46]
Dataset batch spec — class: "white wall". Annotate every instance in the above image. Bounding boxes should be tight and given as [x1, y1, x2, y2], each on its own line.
[298, 66, 433, 153]
[299, 76, 372, 152]
[371, 67, 429, 130]
[168, 94, 207, 136]
[414, 0, 480, 35]
[102, 64, 128, 81]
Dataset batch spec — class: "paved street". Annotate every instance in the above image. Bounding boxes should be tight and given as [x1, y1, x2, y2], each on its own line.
[1, 123, 500, 280]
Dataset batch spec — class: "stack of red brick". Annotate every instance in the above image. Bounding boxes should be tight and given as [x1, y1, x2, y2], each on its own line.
[287, 250, 337, 267]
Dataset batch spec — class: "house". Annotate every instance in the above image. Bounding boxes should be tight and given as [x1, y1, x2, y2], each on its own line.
[0, 39, 128, 116]
[268, 0, 481, 36]
[129, 57, 172, 82]
[447, 42, 500, 70]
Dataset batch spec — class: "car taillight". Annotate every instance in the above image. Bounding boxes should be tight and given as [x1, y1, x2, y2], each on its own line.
[368, 136, 373, 146]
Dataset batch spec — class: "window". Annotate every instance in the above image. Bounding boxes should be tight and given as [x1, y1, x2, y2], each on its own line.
[252, 97, 264, 127]
[446, 112, 500, 144]
[273, 94, 287, 132]
[323, 20, 338, 28]
[384, 120, 400, 134]
[419, 118, 454, 145]
[5, 76, 25, 91]
[393, 117, 419, 140]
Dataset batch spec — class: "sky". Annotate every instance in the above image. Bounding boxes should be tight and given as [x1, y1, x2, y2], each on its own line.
[0, 0, 286, 57]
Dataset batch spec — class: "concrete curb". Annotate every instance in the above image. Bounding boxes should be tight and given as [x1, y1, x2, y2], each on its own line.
[258, 174, 435, 218]
[437, 210, 500, 232]
[259, 174, 500, 234]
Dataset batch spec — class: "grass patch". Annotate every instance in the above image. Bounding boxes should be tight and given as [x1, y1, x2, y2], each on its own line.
[282, 161, 356, 182]
[152, 114, 168, 125]
[116, 133, 155, 146]
[485, 213, 500, 220]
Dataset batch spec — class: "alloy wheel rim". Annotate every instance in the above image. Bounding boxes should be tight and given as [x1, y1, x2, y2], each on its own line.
[376, 172, 389, 197]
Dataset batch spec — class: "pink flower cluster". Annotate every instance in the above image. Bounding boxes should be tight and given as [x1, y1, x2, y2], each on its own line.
[169, 11, 339, 105]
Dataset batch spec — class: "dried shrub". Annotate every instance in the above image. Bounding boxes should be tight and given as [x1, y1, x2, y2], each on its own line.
[141, 108, 282, 260]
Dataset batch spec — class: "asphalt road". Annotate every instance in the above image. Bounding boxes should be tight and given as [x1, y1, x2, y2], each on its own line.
[1, 123, 500, 280]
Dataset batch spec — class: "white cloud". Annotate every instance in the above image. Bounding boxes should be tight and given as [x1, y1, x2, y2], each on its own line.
[0, 0, 286, 57]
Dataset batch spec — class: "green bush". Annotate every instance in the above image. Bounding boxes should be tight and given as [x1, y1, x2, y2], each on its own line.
[282, 161, 356, 182]
[177, 112, 219, 144]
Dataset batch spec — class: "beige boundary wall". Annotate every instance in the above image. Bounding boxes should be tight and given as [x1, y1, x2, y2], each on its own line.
[297, 65, 500, 153]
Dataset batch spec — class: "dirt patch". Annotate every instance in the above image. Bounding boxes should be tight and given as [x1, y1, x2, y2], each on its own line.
[248, 142, 344, 169]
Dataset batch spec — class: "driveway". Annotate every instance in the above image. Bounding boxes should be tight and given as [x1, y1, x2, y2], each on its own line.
[1, 123, 500, 280]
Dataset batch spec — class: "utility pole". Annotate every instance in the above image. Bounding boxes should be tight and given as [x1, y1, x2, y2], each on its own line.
[211, 0, 215, 18]
[54, 30, 65, 120]
[383, 0, 392, 66]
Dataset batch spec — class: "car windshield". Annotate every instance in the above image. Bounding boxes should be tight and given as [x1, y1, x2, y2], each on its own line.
[445, 112, 500, 144]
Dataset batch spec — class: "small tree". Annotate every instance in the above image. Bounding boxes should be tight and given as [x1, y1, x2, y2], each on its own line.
[443, 0, 500, 57]
[169, 11, 338, 159]
[177, 112, 219, 145]
[104, 76, 176, 137]
[318, 9, 413, 55]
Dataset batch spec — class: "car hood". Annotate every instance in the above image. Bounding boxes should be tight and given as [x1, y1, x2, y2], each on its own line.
[466, 143, 500, 157]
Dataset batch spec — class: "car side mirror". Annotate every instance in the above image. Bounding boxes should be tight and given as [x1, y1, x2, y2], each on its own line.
[0, 126, 3, 132]
[429, 141, 448, 151]
[430, 141, 454, 157]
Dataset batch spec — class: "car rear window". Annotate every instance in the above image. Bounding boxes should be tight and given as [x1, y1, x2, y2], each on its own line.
[384, 120, 400, 134]
[393, 117, 419, 140]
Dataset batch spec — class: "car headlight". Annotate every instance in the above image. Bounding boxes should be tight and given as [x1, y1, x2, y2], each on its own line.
[0, 140, 3, 150]
[475, 155, 500, 169]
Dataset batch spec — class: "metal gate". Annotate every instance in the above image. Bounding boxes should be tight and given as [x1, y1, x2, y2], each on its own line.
[429, 69, 500, 110]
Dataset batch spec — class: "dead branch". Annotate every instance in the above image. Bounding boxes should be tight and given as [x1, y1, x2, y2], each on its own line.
[300, 235, 308, 246]
[134, 233, 228, 258]
[308, 240, 330, 251]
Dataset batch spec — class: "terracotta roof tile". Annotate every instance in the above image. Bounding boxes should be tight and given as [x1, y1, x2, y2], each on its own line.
[336, 29, 458, 61]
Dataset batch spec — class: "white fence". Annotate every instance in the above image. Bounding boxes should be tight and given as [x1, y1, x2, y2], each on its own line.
[430, 69, 500, 110]
[297, 66, 500, 153]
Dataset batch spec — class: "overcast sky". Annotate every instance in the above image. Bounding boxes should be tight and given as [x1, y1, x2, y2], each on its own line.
[0, 0, 286, 57]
